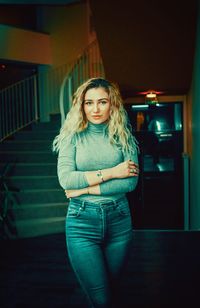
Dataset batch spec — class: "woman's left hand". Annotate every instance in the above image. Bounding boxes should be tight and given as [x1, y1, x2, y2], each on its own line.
[65, 189, 82, 198]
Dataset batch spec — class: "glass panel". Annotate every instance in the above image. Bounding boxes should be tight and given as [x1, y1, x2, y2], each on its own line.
[126, 102, 183, 172]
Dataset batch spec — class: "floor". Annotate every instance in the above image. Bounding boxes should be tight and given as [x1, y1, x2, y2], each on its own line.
[1, 230, 200, 308]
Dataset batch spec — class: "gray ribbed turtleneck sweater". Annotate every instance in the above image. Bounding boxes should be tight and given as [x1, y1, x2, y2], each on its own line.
[57, 122, 138, 202]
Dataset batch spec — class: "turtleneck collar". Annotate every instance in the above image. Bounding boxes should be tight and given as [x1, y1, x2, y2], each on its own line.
[87, 121, 108, 134]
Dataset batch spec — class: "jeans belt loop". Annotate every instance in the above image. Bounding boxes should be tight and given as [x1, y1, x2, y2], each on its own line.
[81, 200, 86, 210]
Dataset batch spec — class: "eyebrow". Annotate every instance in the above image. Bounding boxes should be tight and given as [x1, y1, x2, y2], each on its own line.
[84, 98, 109, 102]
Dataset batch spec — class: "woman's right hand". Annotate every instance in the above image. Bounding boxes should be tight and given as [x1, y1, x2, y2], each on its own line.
[112, 160, 139, 179]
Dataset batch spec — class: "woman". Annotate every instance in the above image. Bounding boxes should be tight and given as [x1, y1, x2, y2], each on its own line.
[53, 77, 139, 307]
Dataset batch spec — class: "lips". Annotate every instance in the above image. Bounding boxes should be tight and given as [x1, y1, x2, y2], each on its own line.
[92, 115, 101, 118]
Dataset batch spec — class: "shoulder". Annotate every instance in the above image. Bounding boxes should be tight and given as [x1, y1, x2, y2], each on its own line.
[60, 134, 77, 148]
[61, 130, 88, 147]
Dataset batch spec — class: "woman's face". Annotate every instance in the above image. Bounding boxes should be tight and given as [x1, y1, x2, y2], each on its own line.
[83, 87, 111, 124]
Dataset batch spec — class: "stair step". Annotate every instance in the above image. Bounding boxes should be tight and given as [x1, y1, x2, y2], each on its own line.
[13, 130, 58, 140]
[0, 163, 56, 176]
[31, 122, 60, 131]
[5, 175, 60, 189]
[1, 188, 67, 204]
[15, 217, 66, 238]
[0, 151, 57, 163]
[12, 202, 68, 220]
[0, 116, 66, 238]
[50, 113, 61, 123]
[0, 140, 54, 151]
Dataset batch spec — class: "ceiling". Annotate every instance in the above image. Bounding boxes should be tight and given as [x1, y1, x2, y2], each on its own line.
[90, 0, 198, 98]
[0, 1, 84, 89]
[0, 0, 197, 95]
[0, 0, 80, 4]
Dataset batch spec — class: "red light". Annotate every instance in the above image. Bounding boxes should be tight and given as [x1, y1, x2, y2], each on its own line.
[138, 90, 164, 95]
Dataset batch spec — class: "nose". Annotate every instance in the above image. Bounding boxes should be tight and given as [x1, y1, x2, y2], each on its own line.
[93, 103, 99, 113]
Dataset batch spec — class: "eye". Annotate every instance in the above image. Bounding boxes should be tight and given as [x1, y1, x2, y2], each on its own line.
[100, 100, 108, 105]
[84, 101, 93, 106]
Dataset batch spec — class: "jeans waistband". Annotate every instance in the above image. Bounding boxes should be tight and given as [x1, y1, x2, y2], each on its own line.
[70, 197, 126, 209]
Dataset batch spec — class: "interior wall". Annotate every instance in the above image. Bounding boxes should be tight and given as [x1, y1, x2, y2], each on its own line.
[190, 1, 200, 229]
[37, 2, 90, 68]
[36, 2, 91, 121]
[0, 24, 51, 64]
[186, 88, 193, 157]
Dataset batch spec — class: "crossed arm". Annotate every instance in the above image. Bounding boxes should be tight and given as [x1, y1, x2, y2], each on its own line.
[57, 137, 139, 199]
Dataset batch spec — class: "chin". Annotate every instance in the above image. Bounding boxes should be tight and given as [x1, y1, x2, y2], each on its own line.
[89, 118, 106, 124]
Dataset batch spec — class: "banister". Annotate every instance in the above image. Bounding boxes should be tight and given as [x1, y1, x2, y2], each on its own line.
[0, 39, 104, 141]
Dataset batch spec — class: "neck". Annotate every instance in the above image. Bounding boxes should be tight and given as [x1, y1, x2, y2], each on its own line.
[87, 121, 108, 133]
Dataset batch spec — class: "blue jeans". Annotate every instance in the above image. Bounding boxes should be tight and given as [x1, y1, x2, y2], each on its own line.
[65, 197, 133, 307]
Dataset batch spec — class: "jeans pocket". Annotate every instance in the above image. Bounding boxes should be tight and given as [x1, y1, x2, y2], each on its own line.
[67, 204, 82, 218]
[117, 201, 130, 217]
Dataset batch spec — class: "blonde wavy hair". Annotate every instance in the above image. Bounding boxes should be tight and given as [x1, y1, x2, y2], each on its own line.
[53, 77, 137, 154]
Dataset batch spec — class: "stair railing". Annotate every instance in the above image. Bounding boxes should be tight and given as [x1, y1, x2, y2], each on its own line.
[0, 74, 39, 142]
[0, 39, 104, 141]
[59, 40, 105, 124]
[37, 39, 104, 125]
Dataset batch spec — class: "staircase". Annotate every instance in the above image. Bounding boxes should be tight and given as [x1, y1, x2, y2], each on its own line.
[0, 114, 67, 238]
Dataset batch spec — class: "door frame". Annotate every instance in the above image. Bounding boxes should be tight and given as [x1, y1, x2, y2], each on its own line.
[124, 94, 189, 230]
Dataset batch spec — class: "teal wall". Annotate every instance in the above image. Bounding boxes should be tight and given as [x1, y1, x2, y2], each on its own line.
[36, 3, 90, 121]
[190, 1, 200, 229]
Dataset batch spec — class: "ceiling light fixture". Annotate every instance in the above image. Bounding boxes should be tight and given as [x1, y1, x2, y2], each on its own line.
[145, 91, 158, 104]
[137, 90, 164, 105]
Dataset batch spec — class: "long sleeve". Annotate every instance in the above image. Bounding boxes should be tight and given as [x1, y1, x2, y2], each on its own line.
[57, 137, 89, 190]
[56, 122, 139, 202]
[100, 147, 139, 195]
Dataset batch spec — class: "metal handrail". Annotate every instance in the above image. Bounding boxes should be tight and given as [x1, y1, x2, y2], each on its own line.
[0, 39, 104, 140]
[0, 74, 39, 142]
[59, 39, 105, 124]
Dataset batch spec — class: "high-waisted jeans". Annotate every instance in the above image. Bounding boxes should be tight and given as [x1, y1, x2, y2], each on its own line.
[65, 197, 133, 308]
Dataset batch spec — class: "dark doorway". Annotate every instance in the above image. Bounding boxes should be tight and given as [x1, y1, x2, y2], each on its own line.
[125, 102, 184, 229]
